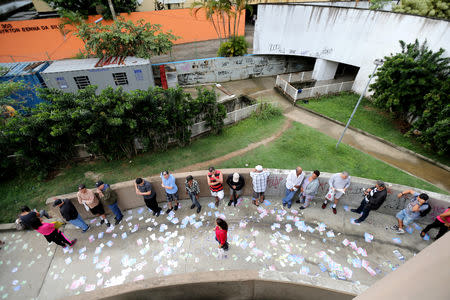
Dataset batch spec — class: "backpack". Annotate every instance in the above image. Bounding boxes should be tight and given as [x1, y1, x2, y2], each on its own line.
[419, 203, 432, 217]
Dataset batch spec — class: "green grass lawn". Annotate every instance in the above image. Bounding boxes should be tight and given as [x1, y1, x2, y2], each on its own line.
[0, 115, 286, 223]
[217, 122, 447, 195]
[297, 93, 450, 166]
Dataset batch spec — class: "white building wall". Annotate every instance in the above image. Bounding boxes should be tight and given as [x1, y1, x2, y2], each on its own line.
[253, 4, 450, 95]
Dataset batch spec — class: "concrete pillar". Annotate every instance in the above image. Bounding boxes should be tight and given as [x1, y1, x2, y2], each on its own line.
[354, 232, 450, 300]
[312, 58, 339, 81]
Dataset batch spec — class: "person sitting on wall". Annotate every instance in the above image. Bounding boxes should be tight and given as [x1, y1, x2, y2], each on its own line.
[207, 167, 224, 207]
[322, 171, 351, 214]
[350, 180, 387, 223]
[226, 172, 245, 207]
[392, 190, 430, 234]
[298, 170, 321, 210]
[250, 165, 270, 206]
[282, 166, 304, 209]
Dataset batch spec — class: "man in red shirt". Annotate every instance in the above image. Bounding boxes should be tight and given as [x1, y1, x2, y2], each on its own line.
[207, 166, 224, 207]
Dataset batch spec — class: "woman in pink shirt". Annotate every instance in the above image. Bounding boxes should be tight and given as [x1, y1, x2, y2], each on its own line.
[421, 207, 450, 240]
[28, 214, 76, 248]
[215, 218, 229, 251]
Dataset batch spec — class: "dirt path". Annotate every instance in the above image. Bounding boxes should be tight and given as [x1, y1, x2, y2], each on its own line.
[174, 118, 292, 173]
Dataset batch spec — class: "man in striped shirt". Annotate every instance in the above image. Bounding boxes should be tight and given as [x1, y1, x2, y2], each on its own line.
[207, 167, 224, 207]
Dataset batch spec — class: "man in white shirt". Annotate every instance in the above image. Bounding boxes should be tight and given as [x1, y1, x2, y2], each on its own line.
[282, 166, 304, 209]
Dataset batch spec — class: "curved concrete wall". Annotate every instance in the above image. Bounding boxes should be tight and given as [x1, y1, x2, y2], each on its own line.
[46, 168, 450, 224]
[253, 4, 450, 95]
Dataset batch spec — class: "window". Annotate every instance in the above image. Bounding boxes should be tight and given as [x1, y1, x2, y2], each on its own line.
[74, 76, 90, 89]
[113, 72, 129, 86]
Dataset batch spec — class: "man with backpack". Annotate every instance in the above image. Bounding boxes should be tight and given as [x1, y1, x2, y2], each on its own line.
[351, 180, 387, 223]
[392, 190, 431, 234]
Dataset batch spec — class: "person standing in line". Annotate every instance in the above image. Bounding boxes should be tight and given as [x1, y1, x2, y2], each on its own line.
[53, 198, 90, 232]
[322, 171, 351, 214]
[250, 165, 271, 206]
[77, 184, 110, 227]
[185, 175, 202, 213]
[226, 172, 245, 207]
[350, 180, 387, 223]
[421, 207, 450, 240]
[96, 181, 123, 225]
[135, 177, 161, 217]
[392, 190, 430, 234]
[28, 213, 76, 248]
[282, 167, 304, 209]
[207, 167, 224, 207]
[215, 218, 229, 251]
[161, 170, 179, 214]
[298, 170, 321, 209]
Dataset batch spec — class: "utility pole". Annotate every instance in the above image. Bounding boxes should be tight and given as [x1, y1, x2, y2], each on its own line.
[108, 0, 117, 21]
[336, 59, 384, 148]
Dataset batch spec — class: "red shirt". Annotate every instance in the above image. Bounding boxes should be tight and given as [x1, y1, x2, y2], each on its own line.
[215, 226, 227, 245]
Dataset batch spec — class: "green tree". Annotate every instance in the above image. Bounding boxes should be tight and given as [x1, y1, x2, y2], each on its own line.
[43, 0, 138, 20]
[370, 39, 450, 155]
[74, 18, 178, 58]
[393, 0, 450, 20]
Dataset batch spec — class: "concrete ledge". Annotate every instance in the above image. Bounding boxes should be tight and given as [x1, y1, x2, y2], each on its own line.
[66, 270, 356, 300]
[46, 168, 450, 225]
[0, 223, 15, 232]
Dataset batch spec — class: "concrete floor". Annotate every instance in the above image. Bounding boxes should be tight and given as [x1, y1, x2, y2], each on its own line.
[0, 197, 433, 300]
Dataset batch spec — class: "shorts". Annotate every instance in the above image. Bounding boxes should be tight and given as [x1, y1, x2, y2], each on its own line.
[334, 191, 344, 200]
[166, 192, 179, 202]
[229, 188, 243, 197]
[396, 209, 417, 226]
[90, 203, 105, 215]
[252, 191, 265, 199]
[211, 190, 224, 200]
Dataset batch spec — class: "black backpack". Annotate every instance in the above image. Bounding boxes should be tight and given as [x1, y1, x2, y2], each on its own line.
[419, 203, 432, 217]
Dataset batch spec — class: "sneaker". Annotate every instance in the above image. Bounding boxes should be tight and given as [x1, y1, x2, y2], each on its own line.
[197, 206, 201, 213]
[332, 207, 337, 214]
[322, 203, 327, 209]
[295, 199, 301, 203]
[82, 225, 90, 233]
[156, 210, 161, 217]
[391, 225, 399, 230]
[228, 200, 232, 206]
[283, 203, 287, 208]
[287, 204, 291, 209]
[354, 219, 361, 224]
[350, 209, 359, 213]
[166, 208, 172, 214]
[190, 204, 196, 209]
[106, 222, 111, 227]
[70, 239, 77, 247]
[299, 206, 306, 210]
[174, 204, 178, 211]
[100, 219, 105, 225]
[114, 217, 122, 226]
[152, 210, 156, 216]
[395, 228, 405, 234]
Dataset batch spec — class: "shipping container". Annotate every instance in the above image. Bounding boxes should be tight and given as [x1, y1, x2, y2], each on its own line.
[41, 56, 155, 94]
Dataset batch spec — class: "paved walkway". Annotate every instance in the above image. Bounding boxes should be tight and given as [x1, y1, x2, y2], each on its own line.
[0, 197, 432, 299]
[220, 78, 450, 192]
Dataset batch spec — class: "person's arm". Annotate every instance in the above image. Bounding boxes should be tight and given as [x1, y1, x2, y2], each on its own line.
[217, 172, 223, 184]
[412, 204, 422, 212]
[164, 176, 175, 190]
[343, 177, 351, 191]
[328, 176, 335, 190]
[207, 175, 212, 186]
[134, 182, 140, 194]
[226, 175, 233, 187]
[439, 211, 450, 227]
[397, 189, 415, 198]
[295, 174, 304, 190]
[77, 193, 83, 204]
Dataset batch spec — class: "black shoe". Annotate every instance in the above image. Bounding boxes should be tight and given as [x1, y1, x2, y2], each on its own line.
[350, 209, 359, 213]
[354, 219, 362, 223]
[115, 217, 122, 226]
[174, 204, 178, 211]
[197, 206, 201, 213]
[152, 210, 156, 216]
[82, 225, 90, 233]
[106, 222, 111, 227]
[283, 203, 286, 207]
[166, 208, 172, 214]
[190, 204, 196, 209]
[100, 219, 105, 225]
[288, 205, 291, 209]
[233, 201, 237, 207]
[156, 210, 161, 217]
[295, 200, 301, 203]
[299, 206, 306, 210]
[70, 239, 77, 247]
[228, 200, 232, 206]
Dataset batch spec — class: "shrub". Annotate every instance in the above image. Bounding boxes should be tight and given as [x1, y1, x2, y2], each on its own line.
[217, 36, 248, 57]
[252, 102, 283, 121]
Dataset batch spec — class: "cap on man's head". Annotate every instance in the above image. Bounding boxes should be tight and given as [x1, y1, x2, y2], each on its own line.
[376, 180, 385, 188]
[53, 199, 63, 207]
[78, 184, 86, 190]
[232, 173, 239, 183]
[255, 165, 263, 172]
[95, 180, 104, 188]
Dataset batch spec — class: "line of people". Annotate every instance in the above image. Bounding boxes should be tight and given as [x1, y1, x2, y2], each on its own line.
[17, 166, 449, 251]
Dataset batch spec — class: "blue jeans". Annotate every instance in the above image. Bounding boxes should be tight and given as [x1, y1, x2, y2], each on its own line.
[282, 188, 296, 206]
[108, 202, 123, 220]
[188, 192, 201, 208]
[69, 214, 88, 231]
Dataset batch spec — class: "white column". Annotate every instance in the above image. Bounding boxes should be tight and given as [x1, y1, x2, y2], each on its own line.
[312, 58, 339, 81]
